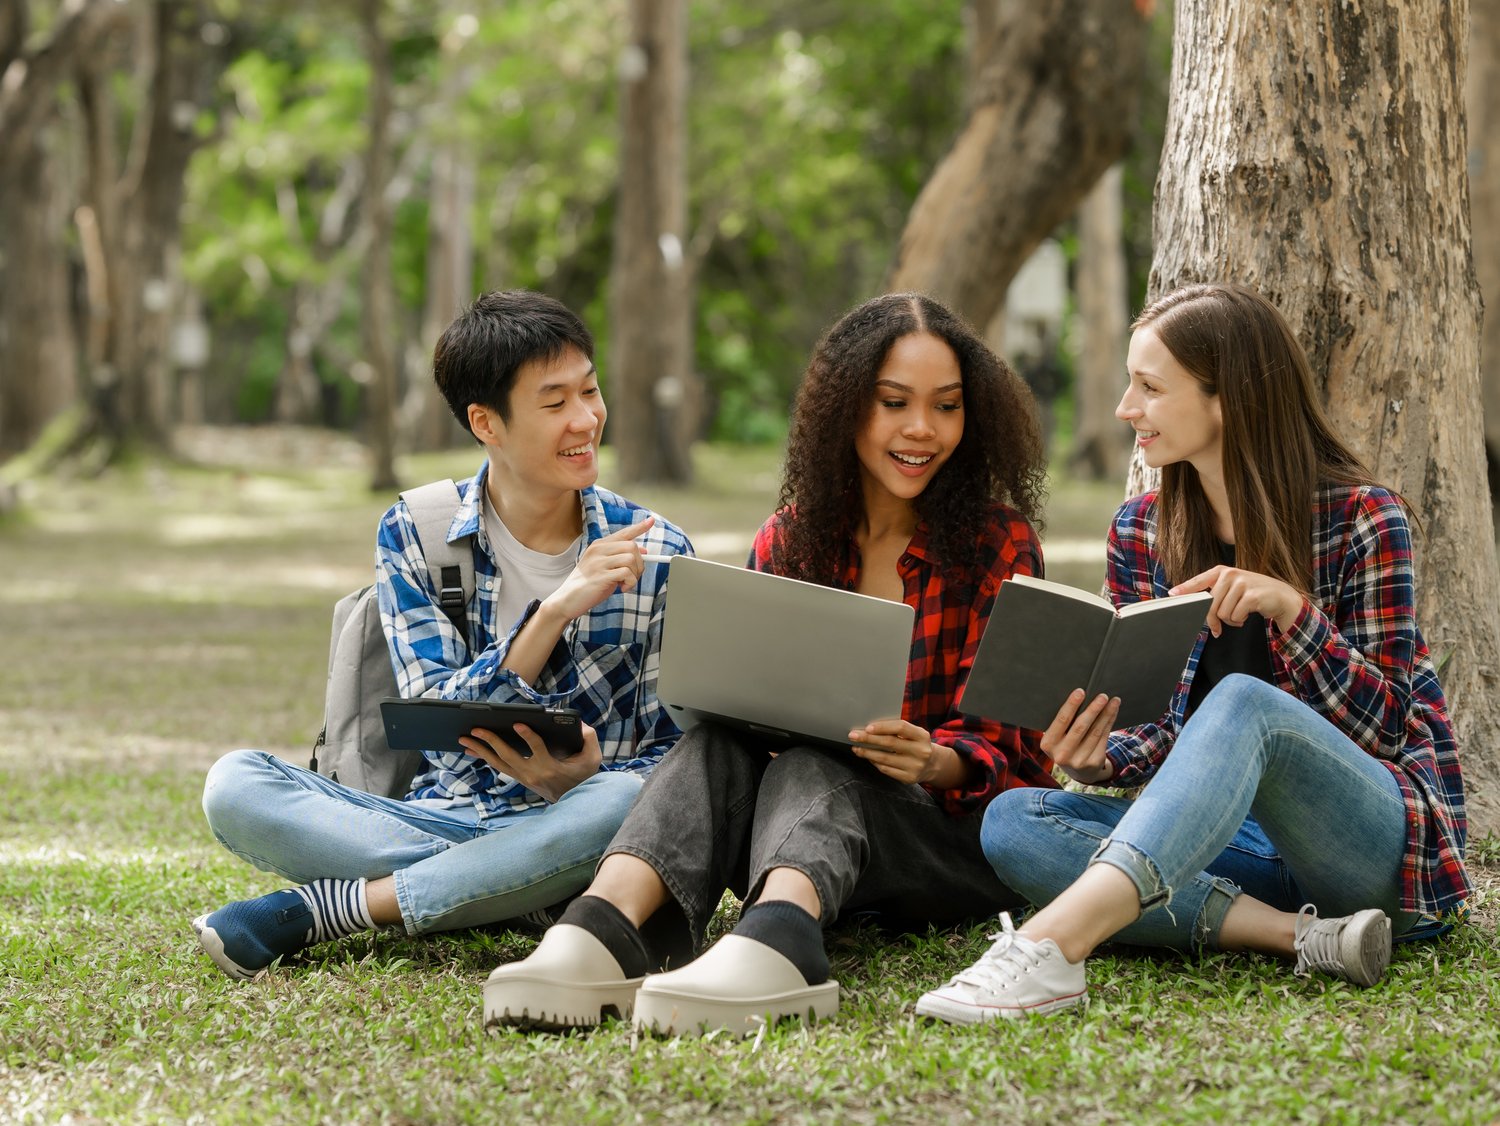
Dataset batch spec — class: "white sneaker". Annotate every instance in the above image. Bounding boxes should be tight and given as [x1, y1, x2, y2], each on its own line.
[915, 913, 1087, 1024]
[633, 935, 840, 1037]
[482, 924, 644, 1032]
[1292, 905, 1391, 988]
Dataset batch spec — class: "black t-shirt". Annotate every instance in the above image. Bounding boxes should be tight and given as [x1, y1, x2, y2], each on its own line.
[1184, 542, 1275, 718]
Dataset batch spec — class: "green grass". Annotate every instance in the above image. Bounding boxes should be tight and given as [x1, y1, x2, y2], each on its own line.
[2, 431, 1497, 1124]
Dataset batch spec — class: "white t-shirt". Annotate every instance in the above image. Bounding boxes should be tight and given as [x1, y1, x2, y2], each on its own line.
[482, 493, 583, 631]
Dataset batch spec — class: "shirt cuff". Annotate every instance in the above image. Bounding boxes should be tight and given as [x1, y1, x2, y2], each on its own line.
[1271, 598, 1335, 676]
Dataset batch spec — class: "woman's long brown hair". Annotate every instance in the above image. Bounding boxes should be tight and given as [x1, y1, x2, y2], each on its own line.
[1136, 283, 1376, 590]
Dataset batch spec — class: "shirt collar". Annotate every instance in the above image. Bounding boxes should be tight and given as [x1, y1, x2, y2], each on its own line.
[902, 520, 936, 564]
[454, 460, 602, 547]
[448, 461, 487, 544]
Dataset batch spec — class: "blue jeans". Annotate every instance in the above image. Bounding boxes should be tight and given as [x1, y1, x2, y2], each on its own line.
[201, 750, 642, 935]
[981, 675, 1418, 951]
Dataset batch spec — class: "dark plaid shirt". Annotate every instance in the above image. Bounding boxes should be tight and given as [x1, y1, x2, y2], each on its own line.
[749, 505, 1057, 817]
[1104, 486, 1471, 916]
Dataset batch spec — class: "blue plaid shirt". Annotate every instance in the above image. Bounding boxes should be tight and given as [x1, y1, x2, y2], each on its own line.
[375, 464, 693, 816]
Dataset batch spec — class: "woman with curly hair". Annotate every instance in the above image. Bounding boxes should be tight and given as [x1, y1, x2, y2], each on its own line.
[484, 292, 1059, 1036]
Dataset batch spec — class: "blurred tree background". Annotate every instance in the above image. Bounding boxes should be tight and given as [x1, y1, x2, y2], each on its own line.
[0, 0, 1171, 486]
[5, 0, 1500, 818]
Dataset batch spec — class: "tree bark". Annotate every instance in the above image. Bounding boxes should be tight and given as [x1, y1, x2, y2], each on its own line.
[0, 119, 78, 459]
[406, 142, 475, 451]
[1470, 0, 1500, 510]
[609, 0, 694, 485]
[885, 0, 1150, 331]
[0, 0, 128, 463]
[1150, 0, 1500, 831]
[360, 0, 399, 492]
[73, 0, 223, 461]
[1071, 164, 1131, 481]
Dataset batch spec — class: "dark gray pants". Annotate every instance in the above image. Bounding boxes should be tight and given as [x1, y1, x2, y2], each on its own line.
[604, 722, 1020, 957]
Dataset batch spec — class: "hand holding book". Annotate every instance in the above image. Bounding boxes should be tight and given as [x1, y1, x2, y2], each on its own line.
[1041, 688, 1120, 785]
[961, 575, 1213, 731]
[1168, 565, 1306, 636]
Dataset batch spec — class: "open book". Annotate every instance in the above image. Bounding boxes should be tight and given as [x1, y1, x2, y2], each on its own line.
[961, 574, 1212, 731]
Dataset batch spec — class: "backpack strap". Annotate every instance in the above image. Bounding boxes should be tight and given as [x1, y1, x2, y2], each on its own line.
[400, 479, 475, 646]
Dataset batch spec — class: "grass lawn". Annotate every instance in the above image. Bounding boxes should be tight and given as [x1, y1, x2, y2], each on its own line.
[2, 431, 1496, 1124]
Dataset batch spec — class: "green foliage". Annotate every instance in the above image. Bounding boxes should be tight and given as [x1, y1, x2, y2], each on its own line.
[684, 3, 967, 438]
[178, 1, 980, 442]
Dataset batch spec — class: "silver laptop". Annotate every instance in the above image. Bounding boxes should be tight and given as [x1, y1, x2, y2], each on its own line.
[656, 556, 914, 748]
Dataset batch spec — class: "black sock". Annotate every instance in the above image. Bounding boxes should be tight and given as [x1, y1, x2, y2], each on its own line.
[557, 895, 650, 978]
[732, 900, 830, 985]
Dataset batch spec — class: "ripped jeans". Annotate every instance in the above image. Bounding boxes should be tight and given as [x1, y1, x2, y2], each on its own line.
[981, 675, 1416, 951]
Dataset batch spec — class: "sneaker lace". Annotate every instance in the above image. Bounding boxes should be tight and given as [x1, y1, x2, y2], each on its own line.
[1292, 904, 1343, 975]
[951, 913, 1047, 992]
[518, 907, 558, 930]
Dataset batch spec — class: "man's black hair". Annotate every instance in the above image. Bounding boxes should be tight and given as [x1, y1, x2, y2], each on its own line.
[432, 290, 596, 434]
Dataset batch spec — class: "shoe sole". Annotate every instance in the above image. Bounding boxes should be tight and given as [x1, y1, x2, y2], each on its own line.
[632, 979, 840, 1037]
[914, 987, 1087, 1024]
[1340, 909, 1392, 988]
[482, 974, 643, 1033]
[191, 915, 264, 983]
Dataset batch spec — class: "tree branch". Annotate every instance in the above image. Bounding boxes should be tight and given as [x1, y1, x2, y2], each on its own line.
[0, 0, 133, 158]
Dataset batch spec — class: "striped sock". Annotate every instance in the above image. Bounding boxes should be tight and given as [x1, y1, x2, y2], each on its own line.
[293, 878, 376, 944]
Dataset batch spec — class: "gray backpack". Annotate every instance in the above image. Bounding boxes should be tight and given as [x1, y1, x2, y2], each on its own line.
[309, 479, 475, 797]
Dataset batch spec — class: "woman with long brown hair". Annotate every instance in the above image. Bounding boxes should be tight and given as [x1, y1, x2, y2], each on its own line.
[484, 292, 1058, 1036]
[918, 282, 1470, 1023]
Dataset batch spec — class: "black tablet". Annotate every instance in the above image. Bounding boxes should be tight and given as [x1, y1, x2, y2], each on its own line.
[379, 698, 586, 760]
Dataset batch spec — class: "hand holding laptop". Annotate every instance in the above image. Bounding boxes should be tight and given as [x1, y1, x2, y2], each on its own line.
[847, 718, 965, 787]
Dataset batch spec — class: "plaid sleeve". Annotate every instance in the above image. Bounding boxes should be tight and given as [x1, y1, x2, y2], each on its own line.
[1272, 489, 1416, 759]
[931, 514, 1058, 815]
[746, 515, 780, 571]
[374, 499, 535, 705]
[1103, 496, 1183, 785]
[599, 547, 692, 775]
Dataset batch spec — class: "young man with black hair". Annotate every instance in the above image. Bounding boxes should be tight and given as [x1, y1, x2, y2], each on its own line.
[192, 290, 693, 981]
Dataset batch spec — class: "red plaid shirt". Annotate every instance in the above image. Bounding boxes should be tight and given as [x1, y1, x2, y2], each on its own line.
[1104, 486, 1470, 915]
[749, 505, 1058, 817]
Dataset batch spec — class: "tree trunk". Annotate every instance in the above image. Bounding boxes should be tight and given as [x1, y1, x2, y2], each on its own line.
[0, 0, 128, 465]
[1470, 0, 1500, 512]
[1071, 164, 1131, 481]
[360, 0, 399, 492]
[74, 0, 222, 461]
[1150, 0, 1500, 832]
[609, 0, 694, 485]
[0, 121, 78, 459]
[885, 0, 1150, 330]
[273, 157, 364, 426]
[406, 143, 475, 451]
[274, 286, 326, 425]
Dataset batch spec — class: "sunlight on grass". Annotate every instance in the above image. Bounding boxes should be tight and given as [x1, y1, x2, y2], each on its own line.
[2, 444, 1497, 1126]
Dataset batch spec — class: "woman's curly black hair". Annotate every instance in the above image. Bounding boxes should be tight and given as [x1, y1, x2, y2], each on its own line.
[773, 292, 1047, 590]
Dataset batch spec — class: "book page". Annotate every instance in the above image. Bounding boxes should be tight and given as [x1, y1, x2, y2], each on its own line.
[1114, 590, 1214, 618]
[1088, 592, 1212, 727]
[1008, 572, 1113, 611]
[962, 578, 1116, 730]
